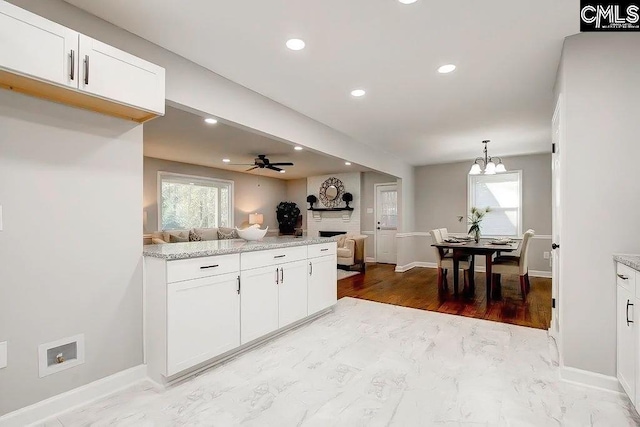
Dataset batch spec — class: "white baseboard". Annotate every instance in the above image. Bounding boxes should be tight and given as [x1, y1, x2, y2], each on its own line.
[365, 257, 376, 263]
[394, 262, 551, 278]
[0, 365, 147, 427]
[560, 366, 622, 394]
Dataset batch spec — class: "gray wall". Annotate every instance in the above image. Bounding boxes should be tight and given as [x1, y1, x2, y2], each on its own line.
[413, 153, 552, 272]
[557, 34, 640, 377]
[286, 178, 308, 230]
[0, 90, 143, 415]
[144, 157, 288, 232]
[361, 171, 398, 259]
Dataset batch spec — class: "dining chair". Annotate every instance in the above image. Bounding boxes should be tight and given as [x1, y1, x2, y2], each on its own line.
[491, 229, 535, 300]
[430, 229, 471, 296]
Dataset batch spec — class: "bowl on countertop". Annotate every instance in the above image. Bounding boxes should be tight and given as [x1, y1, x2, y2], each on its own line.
[236, 226, 269, 241]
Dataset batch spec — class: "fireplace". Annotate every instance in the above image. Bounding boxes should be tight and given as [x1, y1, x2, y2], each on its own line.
[319, 231, 347, 237]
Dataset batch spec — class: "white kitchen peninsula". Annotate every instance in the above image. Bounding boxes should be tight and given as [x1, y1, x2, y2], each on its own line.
[143, 236, 338, 385]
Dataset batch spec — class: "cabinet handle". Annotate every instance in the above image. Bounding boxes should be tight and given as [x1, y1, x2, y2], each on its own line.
[627, 299, 634, 326]
[280, 267, 284, 283]
[275, 268, 279, 285]
[274, 255, 286, 259]
[69, 50, 75, 80]
[618, 274, 629, 280]
[309, 261, 313, 276]
[84, 55, 89, 85]
[199, 264, 219, 269]
[321, 248, 329, 252]
[237, 276, 240, 295]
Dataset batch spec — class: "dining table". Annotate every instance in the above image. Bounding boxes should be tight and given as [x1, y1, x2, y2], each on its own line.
[432, 239, 519, 301]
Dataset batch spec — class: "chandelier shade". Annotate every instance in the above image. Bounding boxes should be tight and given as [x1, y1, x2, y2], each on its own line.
[468, 140, 506, 175]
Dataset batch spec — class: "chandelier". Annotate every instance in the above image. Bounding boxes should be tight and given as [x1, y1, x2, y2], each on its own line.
[468, 140, 506, 175]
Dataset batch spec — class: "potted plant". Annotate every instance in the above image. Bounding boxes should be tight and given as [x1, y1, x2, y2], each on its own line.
[276, 201, 301, 235]
[468, 206, 491, 243]
[342, 192, 353, 208]
[306, 194, 317, 209]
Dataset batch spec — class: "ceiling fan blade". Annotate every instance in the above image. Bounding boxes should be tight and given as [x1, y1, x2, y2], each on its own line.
[246, 166, 259, 171]
[266, 165, 283, 172]
[269, 162, 294, 166]
[228, 163, 255, 166]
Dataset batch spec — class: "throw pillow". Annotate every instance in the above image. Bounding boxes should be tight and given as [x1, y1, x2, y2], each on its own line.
[189, 229, 202, 242]
[217, 227, 239, 240]
[169, 233, 188, 243]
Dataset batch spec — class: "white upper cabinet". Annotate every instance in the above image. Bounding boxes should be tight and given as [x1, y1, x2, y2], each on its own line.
[79, 35, 165, 115]
[0, 1, 78, 88]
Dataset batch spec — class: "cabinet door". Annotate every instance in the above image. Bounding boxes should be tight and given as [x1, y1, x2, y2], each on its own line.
[78, 35, 165, 114]
[278, 260, 309, 328]
[240, 265, 279, 344]
[308, 255, 338, 315]
[0, 2, 78, 88]
[167, 272, 240, 376]
[617, 285, 635, 399]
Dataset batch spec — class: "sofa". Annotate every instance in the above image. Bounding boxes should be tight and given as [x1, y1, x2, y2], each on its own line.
[336, 234, 367, 272]
[149, 227, 227, 244]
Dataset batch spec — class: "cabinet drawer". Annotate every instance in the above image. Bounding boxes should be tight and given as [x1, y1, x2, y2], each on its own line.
[167, 254, 239, 283]
[241, 246, 307, 270]
[617, 263, 636, 294]
[308, 242, 337, 259]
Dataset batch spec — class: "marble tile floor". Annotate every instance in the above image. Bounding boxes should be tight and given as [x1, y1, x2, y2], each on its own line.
[39, 298, 640, 426]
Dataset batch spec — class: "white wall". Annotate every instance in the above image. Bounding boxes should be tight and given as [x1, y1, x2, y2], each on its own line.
[286, 178, 308, 231]
[0, 90, 143, 415]
[307, 173, 361, 237]
[143, 157, 288, 232]
[556, 33, 640, 378]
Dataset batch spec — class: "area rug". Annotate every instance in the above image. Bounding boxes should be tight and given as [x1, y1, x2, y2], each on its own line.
[337, 269, 360, 280]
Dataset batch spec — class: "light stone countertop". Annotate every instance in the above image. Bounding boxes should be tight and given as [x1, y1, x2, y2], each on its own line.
[614, 254, 640, 271]
[143, 236, 338, 260]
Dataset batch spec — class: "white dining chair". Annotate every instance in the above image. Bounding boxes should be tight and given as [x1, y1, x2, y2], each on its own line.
[491, 229, 535, 300]
[430, 229, 471, 296]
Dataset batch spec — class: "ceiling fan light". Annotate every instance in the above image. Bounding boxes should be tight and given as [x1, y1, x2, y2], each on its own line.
[484, 161, 496, 175]
[469, 163, 482, 175]
[495, 162, 506, 173]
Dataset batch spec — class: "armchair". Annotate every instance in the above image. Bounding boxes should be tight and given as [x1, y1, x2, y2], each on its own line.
[337, 234, 367, 272]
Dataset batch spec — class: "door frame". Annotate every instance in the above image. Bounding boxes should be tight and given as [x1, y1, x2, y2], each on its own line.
[550, 94, 562, 354]
[373, 182, 399, 264]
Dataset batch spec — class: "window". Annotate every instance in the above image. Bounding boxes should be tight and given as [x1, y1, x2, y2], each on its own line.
[158, 172, 233, 230]
[468, 171, 522, 237]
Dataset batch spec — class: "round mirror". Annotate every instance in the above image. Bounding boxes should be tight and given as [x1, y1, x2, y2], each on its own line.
[325, 185, 338, 200]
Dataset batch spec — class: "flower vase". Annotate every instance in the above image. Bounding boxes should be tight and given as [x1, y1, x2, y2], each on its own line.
[473, 229, 481, 243]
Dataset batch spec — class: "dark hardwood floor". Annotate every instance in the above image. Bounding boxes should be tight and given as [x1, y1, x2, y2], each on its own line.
[338, 264, 552, 330]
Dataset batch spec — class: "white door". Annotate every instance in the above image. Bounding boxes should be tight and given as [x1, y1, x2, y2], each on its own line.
[551, 96, 562, 339]
[78, 35, 165, 114]
[375, 183, 398, 264]
[617, 284, 635, 399]
[308, 255, 338, 315]
[0, 1, 78, 88]
[240, 265, 279, 344]
[167, 272, 240, 376]
[278, 260, 309, 328]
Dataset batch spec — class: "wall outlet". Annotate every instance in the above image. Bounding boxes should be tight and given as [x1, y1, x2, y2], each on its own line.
[0, 341, 7, 369]
[543, 251, 550, 260]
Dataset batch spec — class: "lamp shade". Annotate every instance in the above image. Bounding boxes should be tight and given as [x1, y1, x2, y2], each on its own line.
[484, 161, 496, 175]
[495, 162, 506, 173]
[469, 163, 482, 175]
[249, 213, 264, 225]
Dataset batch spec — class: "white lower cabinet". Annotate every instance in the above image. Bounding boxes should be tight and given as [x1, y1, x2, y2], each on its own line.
[240, 265, 280, 344]
[167, 272, 240, 376]
[278, 260, 309, 328]
[616, 261, 639, 408]
[308, 255, 338, 315]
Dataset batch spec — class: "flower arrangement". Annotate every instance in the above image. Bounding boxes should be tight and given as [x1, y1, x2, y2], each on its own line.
[468, 206, 491, 243]
[276, 201, 301, 235]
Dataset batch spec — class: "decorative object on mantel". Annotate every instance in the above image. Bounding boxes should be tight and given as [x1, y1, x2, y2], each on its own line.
[276, 201, 301, 235]
[319, 177, 345, 208]
[342, 192, 353, 208]
[307, 194, 318, 209]
[469, 140, 507, 175]
[468, 206, 491, 243]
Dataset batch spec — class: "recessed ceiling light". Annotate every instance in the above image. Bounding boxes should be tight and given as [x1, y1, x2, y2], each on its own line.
[294, 146, 303, 151]
[345, 162, 352, 166]
[398, 0, 417, 4]
[350, 89, 366, 97]
[437, 64, 456, 74]
[286, 39, 305, 51]
[204, 117, 218, 124]
[222, 158, 231, 163]
[280, 170, 286, 173]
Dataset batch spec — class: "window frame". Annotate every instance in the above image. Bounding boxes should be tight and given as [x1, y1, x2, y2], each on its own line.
[467, 170, 523, 238]
[157, 171, 234, 231]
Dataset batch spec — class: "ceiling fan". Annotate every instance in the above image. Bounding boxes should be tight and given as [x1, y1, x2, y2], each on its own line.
[229, 154, 294, 172]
